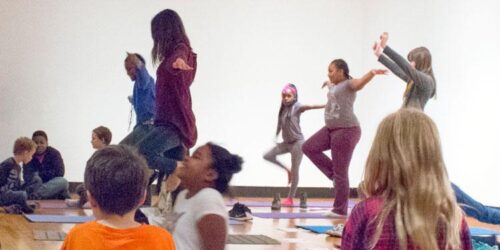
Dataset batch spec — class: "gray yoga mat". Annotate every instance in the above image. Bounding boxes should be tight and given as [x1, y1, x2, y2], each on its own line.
[227, 234, 280, 245]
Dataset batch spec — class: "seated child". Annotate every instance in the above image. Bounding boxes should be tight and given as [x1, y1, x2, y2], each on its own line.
[24, 130, 70, 200]
[66, 126, 112, 208]
[171, 142, 243, 250]
[61, 145, 175, 250]
[0, 137, 37, 213]
[341, 109, 472, 250]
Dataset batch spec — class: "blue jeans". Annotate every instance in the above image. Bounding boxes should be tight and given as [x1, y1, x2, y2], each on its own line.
[452, 183, 500, 225]
[0, 190, 28, 206]
[28, 176, 70, 200]
[120, 123, 154, 146]
[135, 124, 184, 176]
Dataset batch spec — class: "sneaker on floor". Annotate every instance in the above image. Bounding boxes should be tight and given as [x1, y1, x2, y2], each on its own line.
[299, 192, 307, 209]
[281, 197, 294, 207]
[65, 199, 80, 208]
[228, 202, 253, 221]
[326, 224, 344, 237]
[20, 203, 35, 214]
[323, 210, 347, 218]
[271, 193, 281, 211]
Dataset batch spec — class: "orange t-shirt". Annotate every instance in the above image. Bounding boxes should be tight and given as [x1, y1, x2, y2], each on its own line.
[61, 221, 175, 250]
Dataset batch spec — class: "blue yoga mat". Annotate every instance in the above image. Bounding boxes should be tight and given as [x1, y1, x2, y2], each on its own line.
[297, 225, 333, 234]
[470, 227, 500, 236]
[24, 214, 95, 223]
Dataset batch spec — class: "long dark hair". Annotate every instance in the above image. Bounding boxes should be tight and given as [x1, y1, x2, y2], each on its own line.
[276, 83, 298, 136]
[407, 47, 436, 98]
[151, 9, 191, 65]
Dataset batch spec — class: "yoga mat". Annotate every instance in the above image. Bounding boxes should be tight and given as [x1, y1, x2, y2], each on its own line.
[227, 234, 280, 245]
[36, 200, 67, 209]
[226, 200, 356, 208]
[296, 225, 333, 234]
[24, 214, 95, 223]
[470, 227, 500, 236]
[33, 230, 66, 241]
[229, 220, 246, 225]
[253, 212, 341, 219]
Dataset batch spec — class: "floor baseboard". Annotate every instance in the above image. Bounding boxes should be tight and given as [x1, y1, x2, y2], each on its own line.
[69, 182, 359, 198]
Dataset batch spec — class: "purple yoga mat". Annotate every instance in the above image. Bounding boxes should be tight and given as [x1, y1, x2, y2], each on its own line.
[36, 201, 68, 209]
[226, 200, 356, 208]
[252, 212, 343, 219]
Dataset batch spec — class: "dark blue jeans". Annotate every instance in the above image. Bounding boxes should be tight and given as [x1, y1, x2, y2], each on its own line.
[120, 123, 154, 146]
[135, 124, 184, 176]
[452, 183, 500, 225]
[135, 124, 186, 206]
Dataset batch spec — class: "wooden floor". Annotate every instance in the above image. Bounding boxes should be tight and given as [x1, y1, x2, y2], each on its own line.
[1, 197, 499, 250]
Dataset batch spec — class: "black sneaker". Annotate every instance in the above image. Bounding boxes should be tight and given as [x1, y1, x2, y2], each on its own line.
[271, 193, 281, 211]
[20, 202, 35, 214]
[299, 192, 308, 209]
[228, 202, 253, 221]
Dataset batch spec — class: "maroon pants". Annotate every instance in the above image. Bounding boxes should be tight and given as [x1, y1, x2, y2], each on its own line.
[302, 126, 361, 215]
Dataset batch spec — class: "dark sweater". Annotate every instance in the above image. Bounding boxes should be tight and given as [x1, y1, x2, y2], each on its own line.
[24, 146, 65, 183]
[0, 157, 21, 192]
[378, 46, 436, 110]
[154, 43, 198, 149]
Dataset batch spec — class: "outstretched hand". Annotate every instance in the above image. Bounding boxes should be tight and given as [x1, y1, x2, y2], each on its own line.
[172, 57, 193, 71]
[371, 69, 388, 75]
[379, 32, 388, 48]
[373, 41, 382, 57]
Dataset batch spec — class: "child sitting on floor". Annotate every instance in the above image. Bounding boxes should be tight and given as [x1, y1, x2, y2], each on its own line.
[0, 137, 37, 213]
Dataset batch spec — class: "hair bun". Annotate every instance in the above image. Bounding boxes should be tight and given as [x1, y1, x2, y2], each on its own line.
[228, 155, 243, 174]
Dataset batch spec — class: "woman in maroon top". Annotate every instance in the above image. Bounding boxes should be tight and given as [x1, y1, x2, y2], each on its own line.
[135, 9, 197, 183]
[341, 109, 471, 250]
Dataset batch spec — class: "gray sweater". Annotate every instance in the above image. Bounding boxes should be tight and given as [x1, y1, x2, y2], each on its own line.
[378, 46, 436, 110]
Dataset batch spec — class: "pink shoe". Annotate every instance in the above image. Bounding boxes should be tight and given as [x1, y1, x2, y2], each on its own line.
[281, 197, 294, 207]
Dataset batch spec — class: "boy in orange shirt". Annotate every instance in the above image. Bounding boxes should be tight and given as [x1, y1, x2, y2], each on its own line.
[61, 145, 175, 250]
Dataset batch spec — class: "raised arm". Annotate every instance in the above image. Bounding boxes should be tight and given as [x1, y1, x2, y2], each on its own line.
[374, 41, 410, 82]
[378, 33, 433, 88]
[299, 104, 326, 113]
[349, 69, 387, 91]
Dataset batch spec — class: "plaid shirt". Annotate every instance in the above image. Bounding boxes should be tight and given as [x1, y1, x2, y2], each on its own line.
[341, 197, 472, 250]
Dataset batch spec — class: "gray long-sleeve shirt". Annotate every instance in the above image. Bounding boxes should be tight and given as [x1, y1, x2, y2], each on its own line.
[378, 46, 436, 110]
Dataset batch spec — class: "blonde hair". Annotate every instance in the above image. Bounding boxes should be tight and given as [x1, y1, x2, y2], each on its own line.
[13, 137, 37, 155]
[360, 109, 462, 250]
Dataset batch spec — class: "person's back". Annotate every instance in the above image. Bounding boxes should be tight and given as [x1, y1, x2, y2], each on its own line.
[61, 145, 175, 250]
[342, 197, 471, 250]
[62, 221, 173, 250]
[341, 109, 472, 250]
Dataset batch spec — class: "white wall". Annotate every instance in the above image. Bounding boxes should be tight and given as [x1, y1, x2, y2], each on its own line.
[1, 0, 498, 206]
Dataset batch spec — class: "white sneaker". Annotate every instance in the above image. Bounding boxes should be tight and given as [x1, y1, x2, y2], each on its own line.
[322, 211, 347, 218]
[65, 199, 79, 208]
[326, 224, 344, 237]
